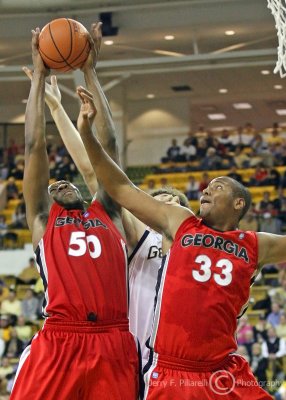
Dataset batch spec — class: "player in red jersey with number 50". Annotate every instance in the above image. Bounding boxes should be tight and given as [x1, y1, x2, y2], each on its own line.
[10, 28, 138, 400]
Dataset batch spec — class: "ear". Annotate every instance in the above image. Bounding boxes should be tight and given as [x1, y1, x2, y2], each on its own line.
[233, 197, 245, 212]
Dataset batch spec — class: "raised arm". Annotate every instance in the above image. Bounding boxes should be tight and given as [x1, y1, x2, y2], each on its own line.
[82, 22, 119, 163]
[22, 67, 97, 196]
[23, 28, 50, 247]
[257, 232, 286, 268]
[77, 90, 192, 239]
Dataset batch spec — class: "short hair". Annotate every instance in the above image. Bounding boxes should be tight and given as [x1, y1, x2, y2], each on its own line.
[150, 186, 189, 208]
[225, 177, 252, 220]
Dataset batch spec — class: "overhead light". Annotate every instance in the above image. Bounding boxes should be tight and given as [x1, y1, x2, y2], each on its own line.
[208, 113, 226, 120]
[225, 30, 235, 36]
[219, 88, 228, 94]
[233, 103, 252, 110]
[104, 40, 114, 46]
[261, 70, 270, 75]
[21, 99, 28, 104]
[164, 35, 175, 40]
[274, 84, 283, 90]
[147, 94, 155, 99]
[276, 109, 286, 115]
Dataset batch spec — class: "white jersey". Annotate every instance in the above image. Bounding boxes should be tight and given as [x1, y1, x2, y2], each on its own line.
[129, 228, 163, 368]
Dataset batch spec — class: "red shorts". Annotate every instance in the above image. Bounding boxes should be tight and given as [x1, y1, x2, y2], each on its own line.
[11, 319, 139, 400]
[143, 353, 272, 399]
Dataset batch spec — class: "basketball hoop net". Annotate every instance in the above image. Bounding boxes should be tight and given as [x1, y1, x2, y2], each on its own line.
[267, 0, 286, 77]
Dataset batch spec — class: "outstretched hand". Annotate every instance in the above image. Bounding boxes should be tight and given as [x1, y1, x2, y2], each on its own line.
[81, 22, 102, 72]
[31, 28, 49, 77]
[23, 66, 61, 111]
[77, 86, 97, 132]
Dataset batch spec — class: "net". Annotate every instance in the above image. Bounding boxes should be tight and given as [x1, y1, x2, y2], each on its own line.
[267, 0, 286, 77]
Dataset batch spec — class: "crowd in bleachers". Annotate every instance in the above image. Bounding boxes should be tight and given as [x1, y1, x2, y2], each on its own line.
[158, 123, 286, 175]
[0, 258, 44, 396]
[0, 140, 78, 250]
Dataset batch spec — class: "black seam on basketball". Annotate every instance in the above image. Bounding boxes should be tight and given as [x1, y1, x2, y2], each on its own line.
[68, 38, 89, 64]
[66, 18, 73, 61]
[39, 47, 69, 64]
[48, 21, 75, 70]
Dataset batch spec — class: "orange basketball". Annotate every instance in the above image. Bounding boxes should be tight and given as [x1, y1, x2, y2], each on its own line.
[39, 18, 90, 72]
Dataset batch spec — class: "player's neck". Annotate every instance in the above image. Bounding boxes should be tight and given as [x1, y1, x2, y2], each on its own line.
[203, 218, 238, 232]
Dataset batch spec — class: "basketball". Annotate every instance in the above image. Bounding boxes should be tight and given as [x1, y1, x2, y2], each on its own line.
[39, 18, 90, 72]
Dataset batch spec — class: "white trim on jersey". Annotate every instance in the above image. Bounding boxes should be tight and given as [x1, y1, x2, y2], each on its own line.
[38, 239, 50, 316]
[120, 239, 129, 310]
[11, 336, 36, 393]
[149, 251, 171, 349]
[143, 352, 159, 400]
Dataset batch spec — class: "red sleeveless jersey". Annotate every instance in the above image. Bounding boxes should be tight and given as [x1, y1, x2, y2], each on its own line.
[149, 216, 258, 362]
[35, 201, 128, 322]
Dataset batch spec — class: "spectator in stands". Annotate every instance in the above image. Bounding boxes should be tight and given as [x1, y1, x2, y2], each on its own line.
[194, 125, 209, 139]
[254, 314, 272, 342]
[0, 216, 8, 249]
[54, 154, 77, 182]
[0, 316, 12, 343]
[233, 146, 250, 169]
[0, 335, 4, 358]
[162, 139, 182, 163]
[231, 126, 252, 147]
[243, 122, 256, 136]
[14, 315, 32, 345]
[250, 342, 268, 386]
[250, 133, 273, 167]
[237, 315, 253, 345]
[5, 177, 18, 201]
[3, 328, 24, 359]
[267, 303, 283, 327]
[21, 288, 39, 322]
[6, 140, 20, 168]
[181, 139, 197, 162]
[9, 194, 27, 229]
[160, 177, 168, 187]
[267, 126, 284, 147]
[249, 165, 269, 186]
[218, 129, 234, 151]
[236, 345, 250, 362]
[196, 137, 208, 158]
[260, 205, 282, 235]
[0, 289, 21, 322]
[256, 191, 273, 214]
[145, 179, 156, 194]
[185, 175, 199, 200]
[198, 172, 210, 196]
[276, 314, 286, 339]
[9, 158, 24, 180]
[16, 258, 38, 285]
[0, 281, 9, 306]
[269, 278, 286, 309]
[227, 165, 244, 184]
[200, 147, 223, 170]
[262, 326, 286, 380]
[0, 357, 13, 394]
[239, 207, 259, 232]
[261, 167, 281, 189]
[273, 188, 286, 217]
[243, 329, 256, 359]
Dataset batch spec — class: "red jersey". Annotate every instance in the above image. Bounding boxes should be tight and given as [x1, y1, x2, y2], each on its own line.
[35, 201, 128, 322]
[149, 216, 258, 363]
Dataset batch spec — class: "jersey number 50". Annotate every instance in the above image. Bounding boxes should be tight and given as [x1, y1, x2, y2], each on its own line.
[68, 232, 101, 259]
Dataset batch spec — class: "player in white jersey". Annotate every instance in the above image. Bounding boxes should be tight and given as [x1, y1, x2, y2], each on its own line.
[23, 22, 189, 372]
[129, 188, 189, 369]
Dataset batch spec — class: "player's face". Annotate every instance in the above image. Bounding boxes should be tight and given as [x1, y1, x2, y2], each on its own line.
[199, 178, 235, 221]
[48, 180, 84, 209]
[153, 193, 181, 206]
